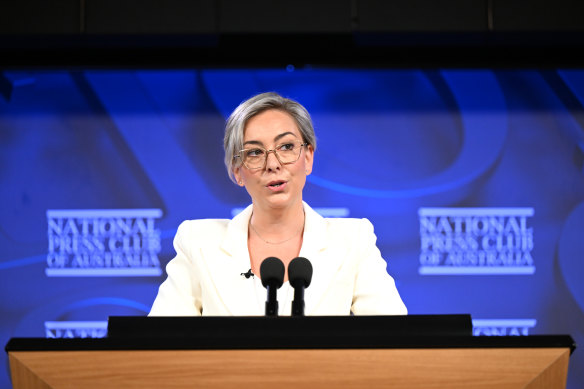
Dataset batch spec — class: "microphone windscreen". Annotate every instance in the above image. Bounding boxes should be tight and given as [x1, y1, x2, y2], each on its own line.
[288, 257, 313, 288]
[260, 257, 285, 288]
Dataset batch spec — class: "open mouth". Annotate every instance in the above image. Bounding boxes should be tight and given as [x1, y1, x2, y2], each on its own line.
[267, 181, 286, 188]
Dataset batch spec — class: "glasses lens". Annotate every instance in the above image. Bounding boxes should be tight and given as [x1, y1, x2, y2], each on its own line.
[243, 148, 266, 169]
[241, 142, 303, 169]
[275, 142, 301, 163]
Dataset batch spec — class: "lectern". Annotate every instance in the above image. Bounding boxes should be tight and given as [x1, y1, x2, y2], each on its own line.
[6, 315, 575, 388]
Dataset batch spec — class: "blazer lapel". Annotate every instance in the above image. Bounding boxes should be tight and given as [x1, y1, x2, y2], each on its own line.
[300, 202, 344, 315]
[207, 204, 263, 316]
[206, 202, 343, 316]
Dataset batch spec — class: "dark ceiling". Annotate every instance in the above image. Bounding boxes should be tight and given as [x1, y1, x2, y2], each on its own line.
[1, 0, 583, 68]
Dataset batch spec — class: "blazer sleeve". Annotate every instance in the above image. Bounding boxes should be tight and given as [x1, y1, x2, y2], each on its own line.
[149, 221, 203, 316]
[351, 219, 408, 315]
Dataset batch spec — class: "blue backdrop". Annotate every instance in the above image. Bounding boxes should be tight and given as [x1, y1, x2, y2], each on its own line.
[1, 68, 583, 388]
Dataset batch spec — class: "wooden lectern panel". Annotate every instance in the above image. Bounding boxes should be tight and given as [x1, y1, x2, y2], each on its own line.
[9, 347, 570, 389]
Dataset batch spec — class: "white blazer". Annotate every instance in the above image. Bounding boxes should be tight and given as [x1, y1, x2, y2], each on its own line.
[149, 202, 407, 316]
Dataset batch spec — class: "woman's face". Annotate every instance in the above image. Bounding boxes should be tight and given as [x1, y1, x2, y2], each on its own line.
[233, 109, 314, 212]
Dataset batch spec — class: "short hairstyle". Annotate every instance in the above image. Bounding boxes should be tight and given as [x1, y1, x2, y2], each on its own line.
[224, 92, 317, 184]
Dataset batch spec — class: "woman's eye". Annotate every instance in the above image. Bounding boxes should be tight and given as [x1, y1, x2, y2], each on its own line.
[246, 148, 264, 157]
[278, 143, 295, 151]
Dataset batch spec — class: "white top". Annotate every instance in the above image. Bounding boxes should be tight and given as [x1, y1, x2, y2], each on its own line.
[149, 202, 407, 316]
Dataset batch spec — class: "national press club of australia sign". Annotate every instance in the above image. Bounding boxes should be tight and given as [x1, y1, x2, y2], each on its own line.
[46, 209, 163, 277]
[418, 208, 535, 275]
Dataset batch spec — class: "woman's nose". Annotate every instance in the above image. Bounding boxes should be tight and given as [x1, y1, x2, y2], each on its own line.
[265, 150, 281, 170]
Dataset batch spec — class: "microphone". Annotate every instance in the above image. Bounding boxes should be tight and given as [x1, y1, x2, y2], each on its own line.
[259, 257, 285, 316]
[240, 269, 254, 279]
[288, 257, 313, 316]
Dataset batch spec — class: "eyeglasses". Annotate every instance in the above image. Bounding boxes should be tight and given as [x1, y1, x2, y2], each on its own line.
[235, 141, 308, 170]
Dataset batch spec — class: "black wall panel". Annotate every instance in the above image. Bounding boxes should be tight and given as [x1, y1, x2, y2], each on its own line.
[1, 0, 584, 67]
[0, 0, 80, 34]
[3, 0, 584, 35]
[85, 0, 217, 34]
[356, 0, 487, 32]
[218, 0, 352, 33]
[493, 0, 584, 31]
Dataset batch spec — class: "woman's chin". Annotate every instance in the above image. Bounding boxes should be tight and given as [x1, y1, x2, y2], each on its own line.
[258, 193, 301, 210]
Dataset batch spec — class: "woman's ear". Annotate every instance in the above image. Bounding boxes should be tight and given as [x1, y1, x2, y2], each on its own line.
[233, 167, 245, 186]
[304, 145, 314, 175]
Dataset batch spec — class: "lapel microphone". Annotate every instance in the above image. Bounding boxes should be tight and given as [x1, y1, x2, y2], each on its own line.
[240, 269, 254, 279]
[288, 257, 313, 316]
[260, 257, 285, 316]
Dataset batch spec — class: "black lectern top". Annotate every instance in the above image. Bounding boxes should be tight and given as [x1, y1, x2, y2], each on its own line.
[4, 314, 577, 354]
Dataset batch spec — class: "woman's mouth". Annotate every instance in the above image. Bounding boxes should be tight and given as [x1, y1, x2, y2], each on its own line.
[266, 181, 287, 191]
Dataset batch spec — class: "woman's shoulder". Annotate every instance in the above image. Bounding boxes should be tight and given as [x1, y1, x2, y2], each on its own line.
[324, 217, 373, 230]
[176, 218, 231, 238]
[304, 203, 376, 237]
[321, 217, 375, 240]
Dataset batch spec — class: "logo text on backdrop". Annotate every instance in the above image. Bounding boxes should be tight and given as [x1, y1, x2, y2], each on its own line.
[46, 209, 163, 276]
[418, 208, 535, 275]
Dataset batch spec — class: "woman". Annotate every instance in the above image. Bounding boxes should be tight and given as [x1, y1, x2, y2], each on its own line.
[149, 92, 407, 316]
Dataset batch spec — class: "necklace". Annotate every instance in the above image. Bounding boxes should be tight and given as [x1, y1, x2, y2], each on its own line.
[249, 214, 305, 245]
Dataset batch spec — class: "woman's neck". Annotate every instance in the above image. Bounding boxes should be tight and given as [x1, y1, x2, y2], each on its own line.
[250, 199, 305, 237]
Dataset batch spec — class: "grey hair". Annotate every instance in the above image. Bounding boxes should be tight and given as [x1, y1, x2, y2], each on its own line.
[223, 92, 317, 184]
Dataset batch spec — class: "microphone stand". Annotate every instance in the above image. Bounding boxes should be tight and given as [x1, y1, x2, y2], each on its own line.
[265, 282, 279, 316]
[291, 285, 305, 316]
